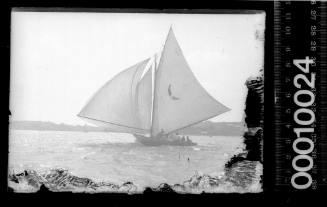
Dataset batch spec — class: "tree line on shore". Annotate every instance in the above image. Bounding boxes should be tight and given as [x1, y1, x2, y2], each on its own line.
[9, 120, 245, 136]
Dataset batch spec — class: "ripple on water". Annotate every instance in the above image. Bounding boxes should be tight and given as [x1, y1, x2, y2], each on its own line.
[9, 130, 247, 191]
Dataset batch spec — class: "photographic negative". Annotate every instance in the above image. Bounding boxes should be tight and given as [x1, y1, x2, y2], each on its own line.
[9, 11, 265, 193]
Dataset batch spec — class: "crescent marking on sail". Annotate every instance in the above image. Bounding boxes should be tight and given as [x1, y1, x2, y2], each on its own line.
[168, 84, 180, 100]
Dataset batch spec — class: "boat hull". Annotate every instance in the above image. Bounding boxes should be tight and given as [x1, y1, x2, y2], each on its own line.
[134, 134, 197, 146]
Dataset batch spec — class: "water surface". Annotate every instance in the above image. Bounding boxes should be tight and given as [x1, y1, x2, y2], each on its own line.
[9, 130, 244, 189]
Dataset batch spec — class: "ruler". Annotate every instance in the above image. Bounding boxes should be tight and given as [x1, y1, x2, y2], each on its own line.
[273, 0, 327, 191]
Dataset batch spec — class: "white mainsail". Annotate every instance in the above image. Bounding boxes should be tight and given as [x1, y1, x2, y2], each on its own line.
[151, 28, 231, 136]
[78, 58, 151, 134]
[79, 28, 230, 137]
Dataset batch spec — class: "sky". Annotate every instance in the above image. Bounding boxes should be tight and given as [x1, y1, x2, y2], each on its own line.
[10, 12, 265, 125]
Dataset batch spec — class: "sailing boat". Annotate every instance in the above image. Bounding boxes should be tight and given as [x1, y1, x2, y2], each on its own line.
[78, 27, 230, 146]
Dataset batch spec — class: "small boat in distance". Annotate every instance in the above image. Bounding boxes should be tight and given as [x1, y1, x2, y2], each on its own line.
[78, 27, 230, 146]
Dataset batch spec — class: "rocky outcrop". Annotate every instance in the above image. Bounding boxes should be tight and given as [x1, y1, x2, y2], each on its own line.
[9, 161, 262, 193]
[225, 72, 264, 186]
[8, 169, 137, 193]
[144, 162, 262, 194]
[243, 74, 264, 163]
[244, 75, 264, 128]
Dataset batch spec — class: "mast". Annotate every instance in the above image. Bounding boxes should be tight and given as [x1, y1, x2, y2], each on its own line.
[150, 27, 173, 137]
[150, 27, 167, 137]
[150, 53, 157, 137]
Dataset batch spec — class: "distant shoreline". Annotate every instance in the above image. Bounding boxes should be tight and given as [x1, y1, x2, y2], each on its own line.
[9, 120, 245, 136]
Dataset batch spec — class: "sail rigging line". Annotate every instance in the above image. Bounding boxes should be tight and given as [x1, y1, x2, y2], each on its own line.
[77, 114, 149, 131]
